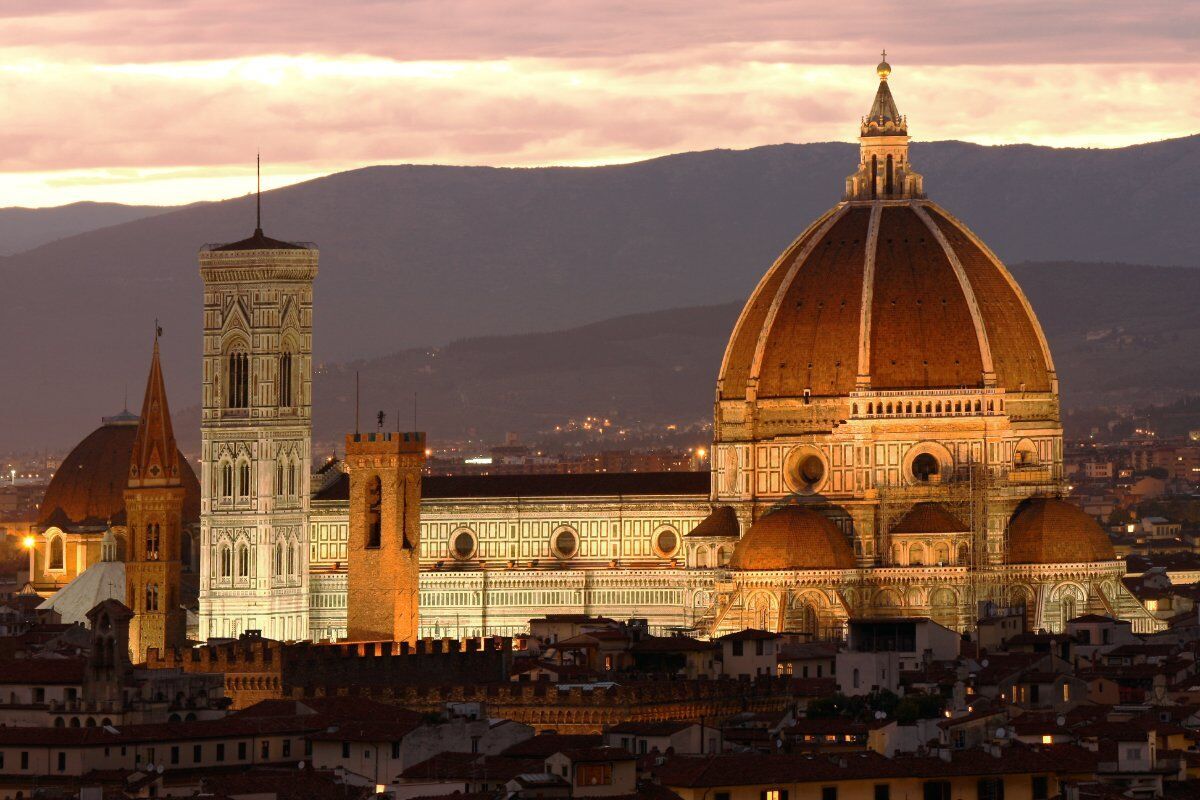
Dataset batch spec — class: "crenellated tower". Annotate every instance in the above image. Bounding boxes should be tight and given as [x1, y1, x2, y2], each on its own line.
[124, 333, 187, 661]
[345, 431, 426, 642]
[197, 197, 318, 642]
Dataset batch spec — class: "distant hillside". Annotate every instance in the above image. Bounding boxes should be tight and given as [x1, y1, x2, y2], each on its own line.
[167, 262, 1200, 451]
[0, 201, 171, 256]
[5, 136, 1200, 449]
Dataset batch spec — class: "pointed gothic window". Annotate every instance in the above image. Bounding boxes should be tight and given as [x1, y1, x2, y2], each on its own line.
[276, 461, 284, 496]
[237, 545, 250, 578]
[220, 545, 232, 578]
[287, 462, 296, 497]
[279, 352, 293, 408]
[287, 540, 295, 576]
[227, 350, 249, 409]
[275, 541, 284, 576]
[146, 583, 159, 612]
[221, 462, 233, 500]
[238, 461, 251, 499]
[367, 476, 382, 548]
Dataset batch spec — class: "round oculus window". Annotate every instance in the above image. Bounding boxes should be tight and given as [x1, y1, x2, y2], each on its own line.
[785, 448, 827, 494]
[912, 453, 940, 482]
[655, 528, 679, 558]
[553, 529, 578, 559]
[452, 530, 475, 560]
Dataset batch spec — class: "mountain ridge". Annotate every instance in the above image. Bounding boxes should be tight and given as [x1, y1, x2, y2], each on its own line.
[4, 136, 1200, 449]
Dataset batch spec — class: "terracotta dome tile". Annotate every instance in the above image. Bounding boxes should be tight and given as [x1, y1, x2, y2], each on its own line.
[869, 206, 984, 389]
[685, 506, 740, 538]
[719, 211, 835, 400]
[890, 502, 969, 535]
[925, 206, 1052, 392]
[757, 207, 869, 398]
[1007, 498, 1116, 565]
[38, 420, 199, 530]
[717, 201, 1055, 399]
[728, 505, 856, 571]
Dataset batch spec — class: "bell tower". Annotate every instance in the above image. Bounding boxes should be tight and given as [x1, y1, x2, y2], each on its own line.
[124, 332, 187, 661]
[197, 171, 318, 643]
[345, 431, 426, 642]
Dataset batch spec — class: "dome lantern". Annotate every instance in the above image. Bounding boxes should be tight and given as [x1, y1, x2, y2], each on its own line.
[846, 53, 924, 201]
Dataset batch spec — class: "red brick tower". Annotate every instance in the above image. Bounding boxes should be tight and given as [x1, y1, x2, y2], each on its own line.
[124, 333, 187, 661]
[345, 431, 426, 642]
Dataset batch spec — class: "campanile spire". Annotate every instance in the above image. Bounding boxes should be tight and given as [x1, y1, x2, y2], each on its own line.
[128, 332, 180, 488]
[125, 331, 187, 660]
[845, 54, 924, 201]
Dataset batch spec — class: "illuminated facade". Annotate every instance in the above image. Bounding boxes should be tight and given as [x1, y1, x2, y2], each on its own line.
[34, 60, 1151, 643]
[196, 225, 317, 642]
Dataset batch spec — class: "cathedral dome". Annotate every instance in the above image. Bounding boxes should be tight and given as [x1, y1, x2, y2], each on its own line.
[717, 62, 1054, 403]
[1007, 498, 1116, 565]
[717, 202, 1055, 400]
[38, 415, 200, 530]
[728, 505, 856, 571]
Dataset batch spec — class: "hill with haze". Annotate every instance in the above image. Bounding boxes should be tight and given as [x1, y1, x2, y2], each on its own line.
[0, 201, 173, 256]
[261, 262, 1200, 451]
[3, 136, 1200, 450]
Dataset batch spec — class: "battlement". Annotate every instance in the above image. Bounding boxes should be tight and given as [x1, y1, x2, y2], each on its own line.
[287, 675, 793, 734]
[146, 634, 510, 670]
[145, 634, 514, 705]
[345, 431, 427, 455]
[293, 674, 789, 706]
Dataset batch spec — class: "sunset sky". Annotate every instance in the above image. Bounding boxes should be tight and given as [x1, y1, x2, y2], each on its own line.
[1, 1, 1195, 207]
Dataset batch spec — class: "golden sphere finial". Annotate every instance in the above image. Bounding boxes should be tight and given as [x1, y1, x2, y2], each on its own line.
[877, 49, 891, 80]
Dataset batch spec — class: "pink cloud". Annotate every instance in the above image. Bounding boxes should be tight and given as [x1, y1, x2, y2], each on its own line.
[0, 2, 1193, 205]
[0, 1, 1193, 64]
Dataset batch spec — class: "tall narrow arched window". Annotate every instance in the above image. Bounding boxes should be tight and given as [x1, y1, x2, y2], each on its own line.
[274, 541, 284, 576]
[220, 545, 232, 578]
[238, 545, 250, 578]
[238, 461, 251, 499]
[146, 523, 160, 560]
[886, 153, 894, 195]
[227, 350, 249, 409]
[221, 462, 233, 500]
[287, 462, 296, 497]
[146, 583, 158, 612]
[49, 536, 64, 570]
[367, 476, 382, 548]
[279, 352, 293, 408]
[870, 154, 878, 199]
[1060, 595, 1077, 631]
[286, 540, 295, 576]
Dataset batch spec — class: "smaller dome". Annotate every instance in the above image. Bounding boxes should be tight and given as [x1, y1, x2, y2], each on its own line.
[1008, 498, 1116, 565]
[39, 417, 200, 530]
[728, 506, 856, 571]
[891, 502, 968, 535]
